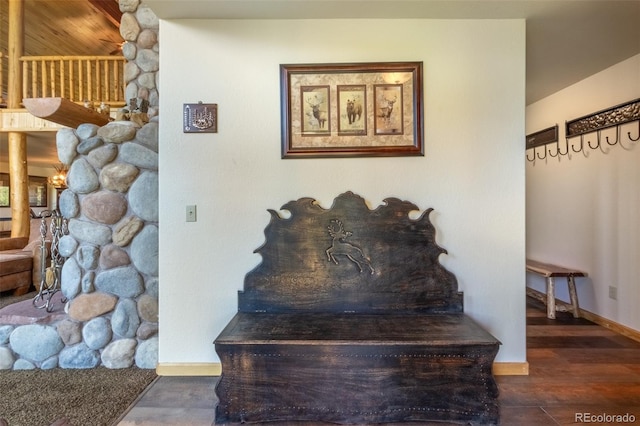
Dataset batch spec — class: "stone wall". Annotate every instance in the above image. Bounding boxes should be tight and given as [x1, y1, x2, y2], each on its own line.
[0, 0, 160, 370]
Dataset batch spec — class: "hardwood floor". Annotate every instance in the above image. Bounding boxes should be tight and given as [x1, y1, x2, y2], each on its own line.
[497, 298, 640, 425]
[118, 298, 640, 425]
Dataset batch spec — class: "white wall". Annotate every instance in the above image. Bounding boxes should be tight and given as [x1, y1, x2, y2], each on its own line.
[158, 19, 526, 365]
[526, 54, 640, 330]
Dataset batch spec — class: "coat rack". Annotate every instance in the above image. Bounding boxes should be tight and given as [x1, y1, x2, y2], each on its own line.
[526, 125, 558, 162]
[526, 98, 640, 163]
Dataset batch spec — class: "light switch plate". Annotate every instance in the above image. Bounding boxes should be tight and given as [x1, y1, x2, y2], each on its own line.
[186, 205, 197, 222]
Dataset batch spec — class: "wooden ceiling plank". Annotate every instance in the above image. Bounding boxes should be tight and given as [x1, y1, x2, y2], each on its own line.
[1, 0, 124, 57]
[88, 0, 122, 29]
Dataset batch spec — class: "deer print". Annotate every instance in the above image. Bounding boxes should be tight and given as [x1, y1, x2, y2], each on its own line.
[306, 95, 328, 129]
[378, 95, 397, 125]
[325, 219, 374, 274]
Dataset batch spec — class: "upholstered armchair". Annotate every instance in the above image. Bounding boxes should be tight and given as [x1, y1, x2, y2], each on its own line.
[0, 217, 51, 295]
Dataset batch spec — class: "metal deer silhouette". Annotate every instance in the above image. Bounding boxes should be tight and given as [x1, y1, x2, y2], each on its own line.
[325, 219, 374, 274]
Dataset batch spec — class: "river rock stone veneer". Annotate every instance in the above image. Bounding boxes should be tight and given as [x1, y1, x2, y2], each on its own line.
[0, 120, 159, 370]
[0, 0, 159, 370]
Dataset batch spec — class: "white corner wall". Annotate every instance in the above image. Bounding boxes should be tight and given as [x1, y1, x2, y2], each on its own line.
[526, 54, 640, 331]
[158, 19, 526, 367]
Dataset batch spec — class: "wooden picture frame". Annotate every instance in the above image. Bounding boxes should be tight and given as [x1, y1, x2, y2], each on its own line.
[0, 173, 9, 207]
[300, 86, 331, 135]
[0, 174, 48, 207]
[28, 176, 48, 207]
[337, 85, 366, 136]
[280, 62, 423, 158]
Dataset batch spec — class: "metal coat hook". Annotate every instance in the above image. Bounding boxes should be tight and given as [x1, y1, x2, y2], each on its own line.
[568, 135, 586, 155]
[604, 125, 619, 146]
[547, 143, 559, 158]
[536, 145, 548, 161]
[526, 148, 536, 162]
[563, 135, 590, 158]
[591, 129, 614, 155]
[557, 137, 570, 157]
[628, 120, 640, 142]
[618, 121, 640, 151]
[585, 131, 600, 150]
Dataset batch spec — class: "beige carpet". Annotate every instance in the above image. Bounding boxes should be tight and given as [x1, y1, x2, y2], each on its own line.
[0, 291, 158, 426]
[0, 367, 157, 426]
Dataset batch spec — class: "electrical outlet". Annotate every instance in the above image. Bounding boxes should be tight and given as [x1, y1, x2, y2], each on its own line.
[608, 286, 617, 300]
[186, 205, 197, 222]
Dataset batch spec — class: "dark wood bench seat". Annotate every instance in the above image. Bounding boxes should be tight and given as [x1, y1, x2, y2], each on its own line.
[214, 192, 500, 424]
[217, 312, 498, 346]
[216, 313, 499, 424]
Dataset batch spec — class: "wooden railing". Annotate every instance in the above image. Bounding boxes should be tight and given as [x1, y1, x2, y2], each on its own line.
[19, 55, 126, 107]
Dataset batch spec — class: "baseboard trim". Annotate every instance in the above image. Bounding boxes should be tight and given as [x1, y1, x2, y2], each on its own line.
[493, 362, 529, 376]
[527, 288, 640, 343]
[579, 308, 640, 343]
[157, 361, 528, 377]
[156, 363, 221, 376]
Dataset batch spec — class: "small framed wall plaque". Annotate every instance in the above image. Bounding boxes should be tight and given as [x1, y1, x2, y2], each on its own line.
[183, 102, 218, 133]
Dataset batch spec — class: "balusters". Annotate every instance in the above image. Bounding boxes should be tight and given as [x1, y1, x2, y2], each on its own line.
[19, 55, 125, 106]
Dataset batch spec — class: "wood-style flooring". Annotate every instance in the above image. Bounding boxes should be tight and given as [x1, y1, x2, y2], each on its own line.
[497, 298, 640, 425]
[117, 298, 640, 425]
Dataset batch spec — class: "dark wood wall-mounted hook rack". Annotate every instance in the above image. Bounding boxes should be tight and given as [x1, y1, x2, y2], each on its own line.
[526, 124, 559, 163]
[526, 98, 640, 164]
[565, 97, 640, 155]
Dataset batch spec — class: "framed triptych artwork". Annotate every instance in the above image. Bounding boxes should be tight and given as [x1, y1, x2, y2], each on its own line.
[280, 62, 424, 158]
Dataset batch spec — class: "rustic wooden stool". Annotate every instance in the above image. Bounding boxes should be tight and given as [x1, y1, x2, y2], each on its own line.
[526, 259, 587, 319]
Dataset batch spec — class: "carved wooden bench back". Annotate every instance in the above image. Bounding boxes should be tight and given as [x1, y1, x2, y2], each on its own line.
[238, 191, 463, 314]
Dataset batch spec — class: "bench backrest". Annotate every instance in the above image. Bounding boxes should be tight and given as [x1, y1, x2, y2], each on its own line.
[238, 191, 463, 314]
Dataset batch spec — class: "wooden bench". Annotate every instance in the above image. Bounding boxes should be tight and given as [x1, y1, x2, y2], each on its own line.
[214, 192, 500, 425]
[526, 259, 587, 319]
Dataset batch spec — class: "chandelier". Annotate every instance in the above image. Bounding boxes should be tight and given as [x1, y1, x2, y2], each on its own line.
[48, 163, 68, 189]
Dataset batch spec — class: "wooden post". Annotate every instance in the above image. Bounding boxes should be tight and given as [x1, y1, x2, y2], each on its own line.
[567, 276, 580, 318]
[545, 276, 556, 320]
[7, 0, 23, 109]
[8, 133, 29, 237]
[8, 0, 30, 238]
